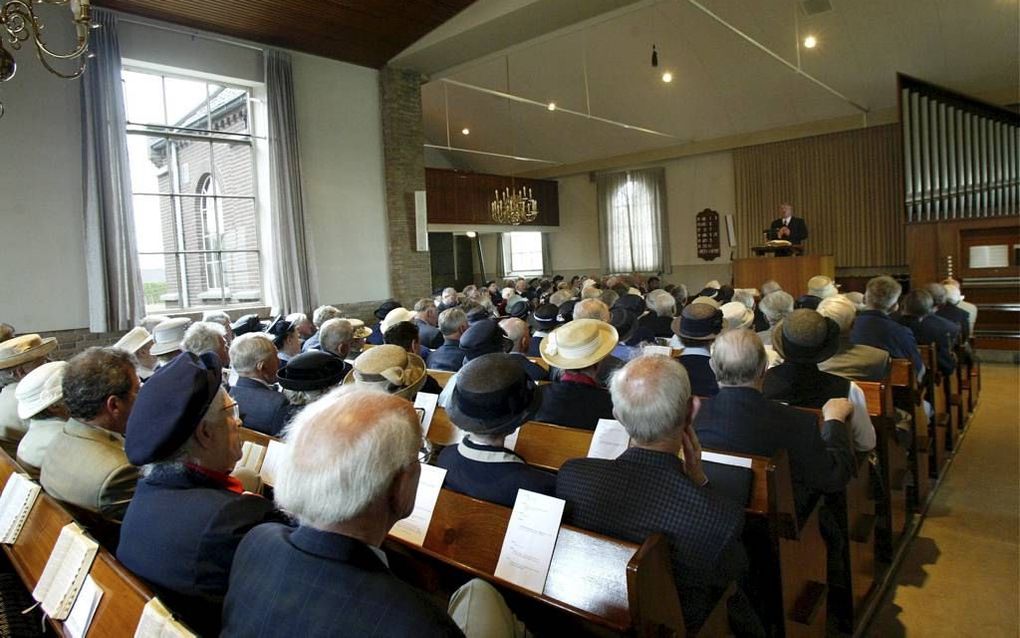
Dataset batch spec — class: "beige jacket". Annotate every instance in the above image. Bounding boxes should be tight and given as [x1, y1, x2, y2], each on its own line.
[818, 340, 891, 382]
[16, 417, 66, 479]
[40, 419, 139, 522]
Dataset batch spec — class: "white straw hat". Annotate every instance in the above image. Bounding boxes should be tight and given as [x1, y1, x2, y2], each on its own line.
[114, 326, 153, 354]
[339, 318, 372, 340]
[720, 301, 755, 331]
[15, 360, 67, 420]
[540, 319, 618, 370]
[150, 317, 191, 356]
[0, 334, 57, 371]
[380, 308, 417, 335]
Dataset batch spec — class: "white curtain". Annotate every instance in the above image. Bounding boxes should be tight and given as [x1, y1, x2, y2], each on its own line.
[597, 168, 671, 274]
[81, 8, 145, 332]
[265, 50, 314, 314]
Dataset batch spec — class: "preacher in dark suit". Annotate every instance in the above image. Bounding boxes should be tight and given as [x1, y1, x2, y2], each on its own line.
[769, 203, 808, 245]
[557, 354, 762, 635]
[222, 387, 519, 637]
[118, 353, 282, 636]
[227, 333, 295, 436]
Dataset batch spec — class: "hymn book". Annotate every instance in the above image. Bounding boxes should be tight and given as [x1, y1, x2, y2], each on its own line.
[134, 598, 196, 638]
[0, 472, 40, 544]
[494, 490, 565, 594]
[64, 575, 103, 638]
[32, 522, 99, 620]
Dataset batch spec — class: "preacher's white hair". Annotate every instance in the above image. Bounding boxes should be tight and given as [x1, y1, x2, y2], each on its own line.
[608, 354, 691, 445]
[274, 386, 420, 527]
[182, 321, 225, 357]
[229, 333, 277, 374]
[710, 329, 767, 387]
[645, 289, 676, 317]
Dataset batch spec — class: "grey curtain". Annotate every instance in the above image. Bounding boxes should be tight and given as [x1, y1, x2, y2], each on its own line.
[81, 8, 145, 332]
[596, 168, 671, 274]
[495, 233, 507, 278]
[265, 50, 314, 314]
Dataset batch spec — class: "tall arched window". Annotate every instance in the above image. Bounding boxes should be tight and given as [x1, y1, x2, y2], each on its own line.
[600, 168, 669, 273]
[198, 173, 226, 289]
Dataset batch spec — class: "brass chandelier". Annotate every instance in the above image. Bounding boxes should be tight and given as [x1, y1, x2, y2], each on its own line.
[0, 0, 95, 118]
[489, 55, 539, 225]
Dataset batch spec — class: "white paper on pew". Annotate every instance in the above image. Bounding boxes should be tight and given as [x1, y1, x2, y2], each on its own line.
[134, 598, 196, 638]
[503, 429, 520, 451]
[0, 472, 41, 544]
[259, 440, 287, 487]
[494, 490, 565, 594]
[701, 451, 753, 468]
[643, 344, 673, 358]
[414, 392, 439, 436]
[234, 441, 267, 476]
[390, 464, 447, 546]
[588, 419, 631, 460]
[65, 575, 103, 638]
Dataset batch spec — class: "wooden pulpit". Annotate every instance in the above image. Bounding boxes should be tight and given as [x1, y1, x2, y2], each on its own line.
[733, 254, 835, 297]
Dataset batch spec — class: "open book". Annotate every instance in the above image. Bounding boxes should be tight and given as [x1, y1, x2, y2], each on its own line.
[0, 472, 41, 544]
[134, 598, 196, 638]
[32, 522, 99, 620]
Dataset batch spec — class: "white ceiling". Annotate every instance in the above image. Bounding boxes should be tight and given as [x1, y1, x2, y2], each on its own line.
[407, 0, 1020, 176]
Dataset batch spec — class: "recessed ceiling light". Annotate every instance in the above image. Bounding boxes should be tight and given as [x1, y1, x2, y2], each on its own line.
[466, 231, 477, 238]
[803, 35, 817, 49]
[661, 71, 673, 83]
[461, 127, 470, 135]
[547, 102, 556, 111]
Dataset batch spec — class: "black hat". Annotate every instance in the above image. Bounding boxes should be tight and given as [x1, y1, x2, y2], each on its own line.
[448, 353, 542, 436]
[265, 316, 294, 348]
[716, 285, 735, 304]
[231, 314, 261, 337]
[375, 300, 402, 321]
[506, 299, 530, 320]
[609, 307, 636, 339]
[466, 307, 491, 324]
[125, 352, 222, 466]
[557, 299, 578, 323]
[674, 303, 723, 340]
[697, 287, 719, 299]
[460, 320, 512, 361]
[614, 294, 645, 316]
[277, 350, 347, 392]
[624, 325, 657, 347]
[530, 304, 561, 330]
[795, 295, 822, 310]
[773, 309, 840, 364]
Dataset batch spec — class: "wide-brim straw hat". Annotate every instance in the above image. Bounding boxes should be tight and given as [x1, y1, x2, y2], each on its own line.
[720, 301, 755, 331]
[772, 309, 841, 364]
[343, 344, 426, 400]
[807, 275, 839, 299]
[380, 307, 417, 335]
[0, 334, 57, 370]
[540, 319, 618, 370]
[689, 296, 721, 309]
[15, 360, 67, 420]
[340, 318, 373, 340]
[150, 317, 191, 356]
[114, 326, 153, 354]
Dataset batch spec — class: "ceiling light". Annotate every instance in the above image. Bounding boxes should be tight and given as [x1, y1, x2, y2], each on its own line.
[661, 71, 673, 83]
[461, 127, 470, 135]
[466, 231, 477, 238]
[547, 102, 556, 111]
[803, 35, 817, 49]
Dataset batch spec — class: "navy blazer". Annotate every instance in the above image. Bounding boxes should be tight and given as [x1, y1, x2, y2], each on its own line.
[769, 216, 808, 244]
[437, 438, 556, 507]
[414, 319, 444, 349]
[679, 354, 719, 397]
[896, 314, 958, 375]
[301, 333, 321, 352]
[534, 380, 614, 430]
[936, 304, 970, 342]
[426, 339, 468, 372]
[510, 352, 549, 382]
[850, 310, 924, 375]
[695, 387, 854, 522]
[527, 334, 545, 357]
[117, 466, 280, 636]
[557, 448, 747, 633]
[367, 322, 385, 346]
[229, 377, 294, 436]
[222, 524, 463, 638]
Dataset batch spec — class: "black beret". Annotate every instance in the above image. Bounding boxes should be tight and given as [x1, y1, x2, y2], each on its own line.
[460, 320, 512, 361]
[375, 300, 402, 320]
[231, 314, 261, 337]
[125, 352, 222, 465]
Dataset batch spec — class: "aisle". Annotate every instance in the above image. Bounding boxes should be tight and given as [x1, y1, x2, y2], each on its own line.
[868, 362, 1019, 637]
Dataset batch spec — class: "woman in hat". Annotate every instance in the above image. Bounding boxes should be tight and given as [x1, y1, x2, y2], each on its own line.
[438, 353, 554, 507]
[277, 351, 348, 408]
[267, 317, 301, 368]
[114, 326, 158, 381]
[0, 334, 58, 456]
[343, 345, 427, 401]
[14, 361, 69, 478]
[534, 319, 618, 430]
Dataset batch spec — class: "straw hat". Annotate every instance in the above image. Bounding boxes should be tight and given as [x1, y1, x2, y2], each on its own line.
[720, 301, 755, 331]
[689, 296, 721, 309]
[772, 310, 841, 364]
[150, 318, 191, 356]
[380, 307, 416, 335]
[114, 327, 153, 354]
[343, 344, 426, 400]
[339, 318, 372, 340]
[15, 361, 67, 420]
[0, 334, 57, 370]
[540, 319, 618, 370]
[807, 275, 839, 299]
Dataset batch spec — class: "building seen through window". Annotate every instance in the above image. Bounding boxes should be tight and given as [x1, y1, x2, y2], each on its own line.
[502, 232, 544, 277]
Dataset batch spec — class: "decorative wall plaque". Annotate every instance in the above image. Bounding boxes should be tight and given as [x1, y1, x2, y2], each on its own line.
[696, 209, 721, 261]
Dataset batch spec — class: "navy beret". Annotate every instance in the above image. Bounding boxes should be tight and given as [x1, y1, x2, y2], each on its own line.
[460, 320, 512, 361]
[125, 352, 223, 466]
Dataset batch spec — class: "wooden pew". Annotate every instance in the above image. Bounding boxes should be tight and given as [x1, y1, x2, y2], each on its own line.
[239, 426, 275, 448]
[917, 345, 949, 477]
[0, 451, 174, 637]
[384, 488, 718, 637]
[889, 359, 932, 510]
[427, 369, 455, 389]
[857, 379, 908, 556]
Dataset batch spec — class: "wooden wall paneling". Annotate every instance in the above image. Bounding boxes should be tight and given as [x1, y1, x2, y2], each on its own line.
[425, 168, 559, 227]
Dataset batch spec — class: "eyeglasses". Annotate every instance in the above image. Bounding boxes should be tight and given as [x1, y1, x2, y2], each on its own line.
[417, 437, 429, 464]
[223, 400, 241, 421]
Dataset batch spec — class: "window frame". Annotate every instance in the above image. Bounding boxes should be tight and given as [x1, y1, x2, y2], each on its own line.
[502, 231, 545, 278]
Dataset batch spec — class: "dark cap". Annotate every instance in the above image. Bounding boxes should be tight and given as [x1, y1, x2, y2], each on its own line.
[773, 309, 840, 364]
[265, 316, 294, 348]
[460, 320, 512, 361]
[609, 307, 636, 339]
[231, 314, 261, 337]
[448, 353, 541, 436]
[466, 307, 492, 324]
[795, 295, 822, 310]
[614, 294, 645, 316]
[674, 303, 723, 340]
[530, 304, 561, 330]
[557, 299, 578, 323]
[716, 285, 734, 304]
[277, 350, 347, 391]
[125, 352, 222, 465]
[375, 300, 402, 321]
[506, 299, 530, 320]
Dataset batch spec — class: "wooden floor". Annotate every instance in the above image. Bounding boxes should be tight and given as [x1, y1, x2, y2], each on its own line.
[869, 362, 1019, 637]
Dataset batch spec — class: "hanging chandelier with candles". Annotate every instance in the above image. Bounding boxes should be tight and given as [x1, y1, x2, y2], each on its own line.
[0, 0, 95, 118]
[491, 184, 538, 225]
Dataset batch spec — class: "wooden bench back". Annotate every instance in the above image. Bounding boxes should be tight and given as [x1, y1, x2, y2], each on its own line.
[0, 451, 157, 636]
[856, 379, 893, 419]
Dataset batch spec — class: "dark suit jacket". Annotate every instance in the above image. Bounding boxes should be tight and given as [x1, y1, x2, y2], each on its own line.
[557, 448, 747, 633]
[679, 354, 719, 397]
[936, 304, 970, 342]
[534, 380, 614, 430]
[850, 310, 924, 375]
[301, 333, 321, 352]
[117, 466, 280, 636]
[695, 387, 854, 522]
[414, 319, 444, 349]
[229, 377, 294, 436]
[763, 362, 850, 409]
[222, 524, 463, 637]
[426, 339, 468, 372]
[896, 314, 958, 375]
[510, 352, 549, 382]
[527, 334, 545, 357]
[437, 438, 556, 508]
[769, 216, 808, 244]
[367, 322, 385, 346]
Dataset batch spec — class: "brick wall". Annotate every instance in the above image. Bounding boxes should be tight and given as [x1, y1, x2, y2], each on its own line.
[380, 67, 433, 306]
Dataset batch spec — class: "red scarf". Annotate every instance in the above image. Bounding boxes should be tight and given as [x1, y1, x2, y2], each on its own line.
[185, 463, 245, 494]
[560, 371, 599, 387]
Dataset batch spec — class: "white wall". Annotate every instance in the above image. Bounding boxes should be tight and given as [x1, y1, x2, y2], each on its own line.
[0, 18, 391, 331]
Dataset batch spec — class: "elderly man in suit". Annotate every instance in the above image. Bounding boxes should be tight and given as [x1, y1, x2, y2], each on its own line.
[318, 318, 355, 374]
[413, 299, 445, 349]
[221, 387, 520, 637]
[426, 308, 470, 372]
[0, 334, 57, 456]
[534, 319, 617, 430]
[40, 347, 139, 522]
[816, 295, 891, 381]
[896, 290, 959, 376]
[118, 353, 281, 636]
[637, 290, 677, 338]
[557, 354, 760, 635]
[850, 276, 925, 379]
[769, 203, 808, 245]
[228, 333, 294, 436]
[302, 305, 343, 352]
[498, 317, 548, 382]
